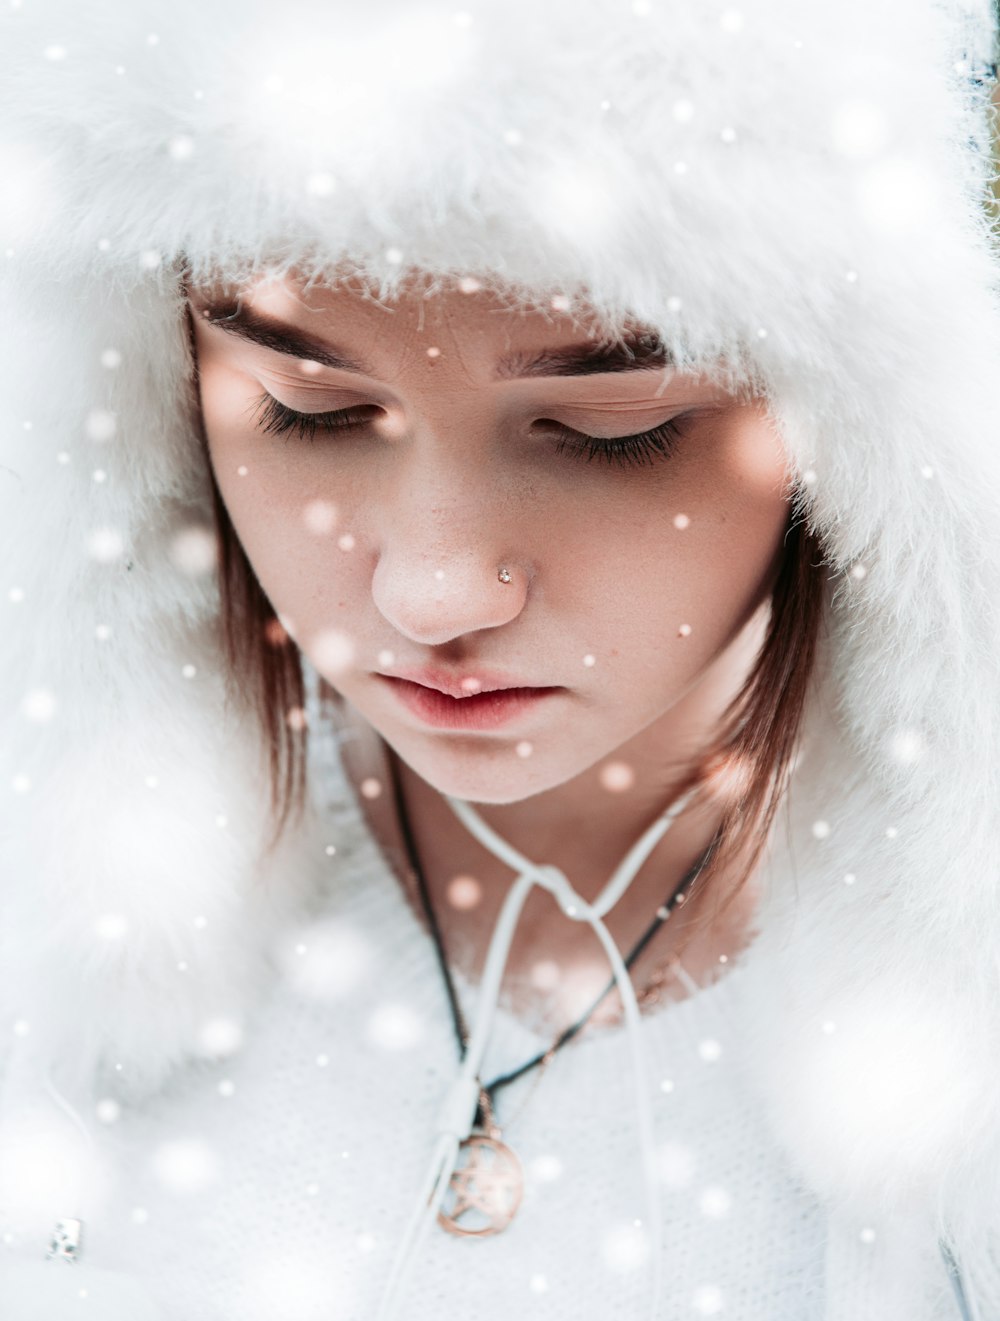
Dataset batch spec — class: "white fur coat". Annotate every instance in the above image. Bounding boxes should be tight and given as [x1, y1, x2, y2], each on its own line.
[1, 0, 999, 1310]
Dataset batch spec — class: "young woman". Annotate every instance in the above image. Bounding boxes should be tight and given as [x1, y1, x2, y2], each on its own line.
[1, 1, 999, 1318]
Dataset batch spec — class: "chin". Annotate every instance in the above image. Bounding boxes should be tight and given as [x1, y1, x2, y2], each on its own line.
[401, 739, 569, 805]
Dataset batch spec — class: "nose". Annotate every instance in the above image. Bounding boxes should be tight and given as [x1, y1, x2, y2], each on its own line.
[372, 549, 528, 646]
[370, 466, 529, 645]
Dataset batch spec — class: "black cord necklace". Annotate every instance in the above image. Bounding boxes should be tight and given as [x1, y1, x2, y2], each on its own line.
[383, 744, 724, 1238]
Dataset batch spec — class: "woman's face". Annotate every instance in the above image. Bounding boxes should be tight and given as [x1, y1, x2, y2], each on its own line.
[187, 273, 792, 804]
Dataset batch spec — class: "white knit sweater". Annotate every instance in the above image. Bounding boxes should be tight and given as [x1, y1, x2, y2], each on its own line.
[0, 695, 963, 1321]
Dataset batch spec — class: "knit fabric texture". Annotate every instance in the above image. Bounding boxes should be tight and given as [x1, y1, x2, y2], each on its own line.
[0, 678, 959, 1319]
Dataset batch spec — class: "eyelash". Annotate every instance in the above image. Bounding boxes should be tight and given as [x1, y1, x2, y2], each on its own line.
[249, 391, 686, 469]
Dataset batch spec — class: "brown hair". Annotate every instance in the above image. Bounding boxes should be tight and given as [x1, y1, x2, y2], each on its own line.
[206, 437, 828, 901]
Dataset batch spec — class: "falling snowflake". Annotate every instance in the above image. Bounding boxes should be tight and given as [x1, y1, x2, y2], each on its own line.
[530, 959, 561, 991]
[305, 172, 336, 198]
[85, 408, 116, 442]
[446, 874, 482, 910]
[312, 628, 356, 675]
[87, 527, 125, 563]
[887, 728, 925, 765]
[197, 1017, 244, 1058]
[693, 1283, 725, 1315]
[20, 688, 57, 722]
[169, 525, 216, 576]
[655, 1140, 696, 1188]
[830, 100, 890, 160]
[367, 1002, 425, 1050]
[168, 135, 195, 161]
[698, 1186, 732, 1218]
[528, 1152, 563, 1182]
[303, 498, 338, 535]
[150, 1138, 220, 1194]
[600, 761, 635, 792]
[94, 913, 128, 940]
[600, 1220, 650, 1272]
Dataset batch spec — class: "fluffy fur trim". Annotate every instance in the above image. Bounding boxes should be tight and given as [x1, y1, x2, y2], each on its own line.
[1, 0, 999, 1265]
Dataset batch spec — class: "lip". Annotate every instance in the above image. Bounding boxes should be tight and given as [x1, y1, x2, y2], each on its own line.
[380, 666, 547, 699]
[376, 671, 562, 731]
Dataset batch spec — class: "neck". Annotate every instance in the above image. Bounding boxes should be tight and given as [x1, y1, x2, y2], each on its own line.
[334, 606, 770, 1025]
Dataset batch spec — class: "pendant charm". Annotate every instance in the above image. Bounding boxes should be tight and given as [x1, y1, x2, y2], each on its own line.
[437, 1130, 525, 1236]
[45, 1218, 83, 1263]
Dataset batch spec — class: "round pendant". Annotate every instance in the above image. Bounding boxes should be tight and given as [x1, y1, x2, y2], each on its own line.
[437, 1132, 525, 1236]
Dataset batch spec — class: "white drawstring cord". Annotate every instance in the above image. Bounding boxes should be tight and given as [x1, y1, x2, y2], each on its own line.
[940, 1239, 984, 1321]
[374, 867, 539, 1321]
[374, 786, 698, 1321]
[42, 1068, 98, 1157]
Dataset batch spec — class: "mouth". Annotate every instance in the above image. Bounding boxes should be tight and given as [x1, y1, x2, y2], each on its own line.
[376, 675, 562, 731]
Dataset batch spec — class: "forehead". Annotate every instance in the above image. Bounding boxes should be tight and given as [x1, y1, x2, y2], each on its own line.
[187, 270, 673, 381]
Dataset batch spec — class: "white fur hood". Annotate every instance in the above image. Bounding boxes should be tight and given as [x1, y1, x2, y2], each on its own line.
[1, 0, 999, 1300]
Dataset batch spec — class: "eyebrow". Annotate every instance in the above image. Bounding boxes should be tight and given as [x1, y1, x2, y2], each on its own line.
[191, 299, 674, 378]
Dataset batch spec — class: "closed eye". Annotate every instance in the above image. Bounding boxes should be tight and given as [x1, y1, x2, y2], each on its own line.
[248, 391, 689, 469]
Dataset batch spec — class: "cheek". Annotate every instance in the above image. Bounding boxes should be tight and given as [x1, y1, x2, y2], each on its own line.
[544, 410, 790, 676]
[198, 361, 356, 626]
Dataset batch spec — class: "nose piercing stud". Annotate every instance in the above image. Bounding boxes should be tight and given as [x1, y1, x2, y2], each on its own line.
[497, 567, 512, 584]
